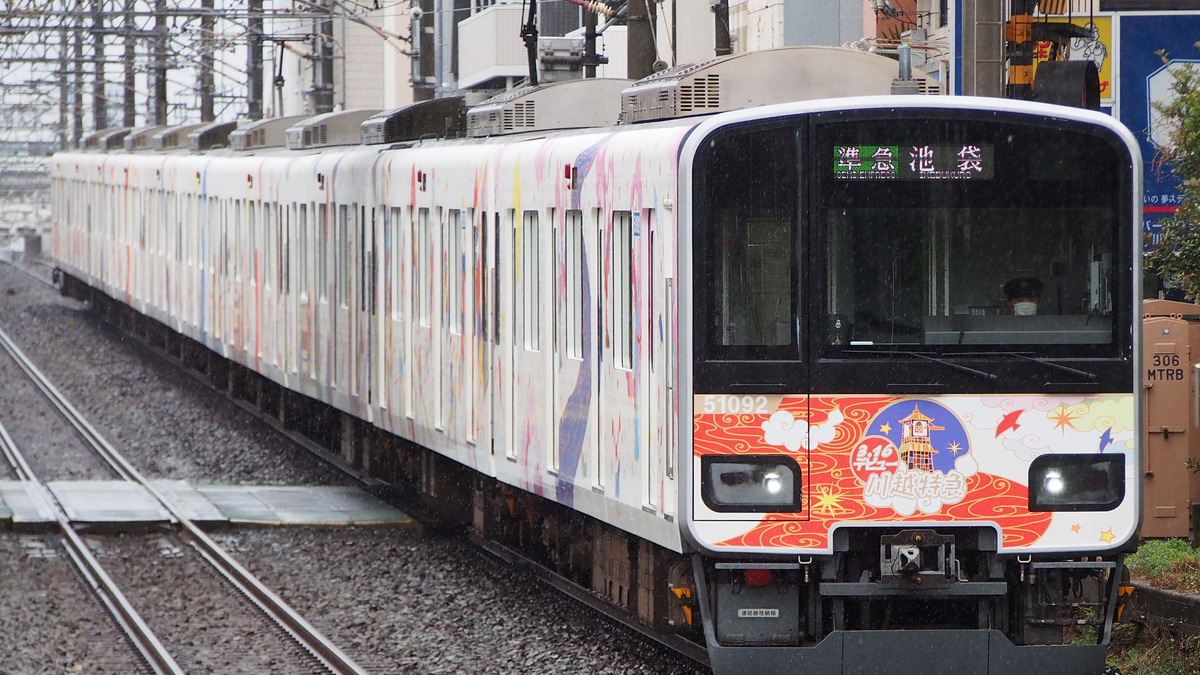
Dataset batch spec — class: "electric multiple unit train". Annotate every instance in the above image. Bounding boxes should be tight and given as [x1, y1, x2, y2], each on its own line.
[50, 47, 1141, 675]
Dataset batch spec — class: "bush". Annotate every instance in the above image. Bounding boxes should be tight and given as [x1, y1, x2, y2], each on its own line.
[1145, 49, 1200, 299]
[1126, 538, 1200, 578]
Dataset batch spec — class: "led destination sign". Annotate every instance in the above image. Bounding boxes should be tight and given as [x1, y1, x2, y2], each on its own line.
[834, 144, 993, 180]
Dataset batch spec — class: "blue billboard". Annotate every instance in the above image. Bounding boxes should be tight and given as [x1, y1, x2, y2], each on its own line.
[1117, 13, 1200, 245]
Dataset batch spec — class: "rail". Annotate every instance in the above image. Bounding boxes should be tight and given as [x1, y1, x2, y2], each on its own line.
[0, 322, 369, 675]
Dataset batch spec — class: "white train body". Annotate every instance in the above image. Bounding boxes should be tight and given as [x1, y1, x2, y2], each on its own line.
[54, 120, 691, 551]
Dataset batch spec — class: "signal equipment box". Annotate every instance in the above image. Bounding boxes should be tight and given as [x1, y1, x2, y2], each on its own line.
[1142, 299, 1200, 538]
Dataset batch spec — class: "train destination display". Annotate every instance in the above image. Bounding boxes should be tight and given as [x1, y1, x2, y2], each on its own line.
[834, 143, 993, 180]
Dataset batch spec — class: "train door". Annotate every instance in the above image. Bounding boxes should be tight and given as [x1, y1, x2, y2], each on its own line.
[411, 206, 441, 432]
[443, 209, 461, 437]
[497, 209, 515, 461]
[512, 209, 550, 467]
[385, 206, 405, 428]
[261, 202, 274, 376]
[330, 202, 351, 405]
[643, 209, 662, 512]
[182, 193, 193, 332]
[231, 199, 243, 355]
[485, 210, 501, 457]
[316, 200, 330, 387]
[553, 209, 600, 497]
[297, 202, 314, 384]
[220, 199, 231, 347]
[206, 196, 217, 341]
[360, 205, 376, 414]
[262, 202, 276, 375]
[284, 203, 297, 387]
[247, 200, 259, 366]
[470, 209, 485, 446]
[601, 209, 640, 496]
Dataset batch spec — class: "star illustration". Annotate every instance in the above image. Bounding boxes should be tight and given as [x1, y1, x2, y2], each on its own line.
[1099, 528, 1116, 543]
[1071, 524, 1082, 534]
[880, 423, 892, 434]
[811, 486, 850, 517]
[1049, 406, 1081, 434]
[947, 441, 964, 456]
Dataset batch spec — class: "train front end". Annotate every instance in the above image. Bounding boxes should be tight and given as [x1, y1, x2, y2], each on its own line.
[678, 98, 1141, 675]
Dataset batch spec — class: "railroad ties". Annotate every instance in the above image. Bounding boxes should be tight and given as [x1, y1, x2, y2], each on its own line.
[0, 481, 409, 530]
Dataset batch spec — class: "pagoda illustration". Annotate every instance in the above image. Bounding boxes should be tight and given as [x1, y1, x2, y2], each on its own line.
[898, 405, 944, 471]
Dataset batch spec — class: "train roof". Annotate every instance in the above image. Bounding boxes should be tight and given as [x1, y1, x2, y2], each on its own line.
[62, 46, 946, 157]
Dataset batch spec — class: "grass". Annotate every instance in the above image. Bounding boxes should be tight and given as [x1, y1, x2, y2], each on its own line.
[1104, 539, 1200, 674]
[1107, 623, 1200, 674]
[1125, 539, 1200, 594]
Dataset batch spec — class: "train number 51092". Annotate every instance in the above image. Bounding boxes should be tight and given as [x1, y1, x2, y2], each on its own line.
[700, 395, 769, 415]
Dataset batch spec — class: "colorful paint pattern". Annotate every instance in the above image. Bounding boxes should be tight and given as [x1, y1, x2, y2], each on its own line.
[693, 394, 1137, 553]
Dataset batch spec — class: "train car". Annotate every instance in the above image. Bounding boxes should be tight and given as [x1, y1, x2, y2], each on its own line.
[49, 47, 1141, 675]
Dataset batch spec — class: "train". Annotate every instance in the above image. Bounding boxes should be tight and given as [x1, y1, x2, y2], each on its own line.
[48, 46, 1141, 675]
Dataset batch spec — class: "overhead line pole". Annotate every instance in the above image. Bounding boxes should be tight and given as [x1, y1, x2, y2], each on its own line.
[73, 0, 84, 146]
[247, 0, 263, 120]
[153, 0, 167, 125]
[201, 0, 215, 121]
[92, 0, 106, 130]
[59, 18, 69, 149]
[123, 0, 136, 126]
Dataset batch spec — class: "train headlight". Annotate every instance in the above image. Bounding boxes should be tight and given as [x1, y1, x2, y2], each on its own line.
[1029, 454, 1124, 512]
[700, 455, 801, 512]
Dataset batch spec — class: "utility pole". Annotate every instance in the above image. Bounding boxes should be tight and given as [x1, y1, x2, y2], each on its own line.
[59, 25, 69, 149]
[1006, 0, 1035, 100]
[200, 0, 214, 121]
[312, 0, 336, 112]
[627, 0, 655, 80]
[714, 0, 730, 57]
[73, 0, 84, 146]
[123, 0, 136, 126]
[247, 0, 263, 120]
[583, 8, 597, 78]
[92, 0, 106, 130]
[153, 0, 168, 125]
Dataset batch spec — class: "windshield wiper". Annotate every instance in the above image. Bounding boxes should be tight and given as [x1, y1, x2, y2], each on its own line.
[845, 350, 997, 382]
[990, 351, 1097, 381]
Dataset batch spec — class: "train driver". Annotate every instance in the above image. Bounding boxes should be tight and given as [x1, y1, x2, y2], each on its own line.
[1004, 276, 1043, 316]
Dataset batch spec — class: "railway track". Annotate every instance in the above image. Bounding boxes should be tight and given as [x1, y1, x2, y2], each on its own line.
[0, 320, 369, 674]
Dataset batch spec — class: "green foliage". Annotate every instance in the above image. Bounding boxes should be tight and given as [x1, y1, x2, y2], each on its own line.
[1125, 538, 1200, 578]
[1110, 623, 1200, 675]
[1145, 45, 1200, 299]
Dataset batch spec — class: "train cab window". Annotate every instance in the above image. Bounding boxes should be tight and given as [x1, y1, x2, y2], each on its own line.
[693, 124, 800, 364]
[814, 115, 1123, 353]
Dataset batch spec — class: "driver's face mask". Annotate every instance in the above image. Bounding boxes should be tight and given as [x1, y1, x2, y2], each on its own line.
[1013, 301, 1038, 316]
